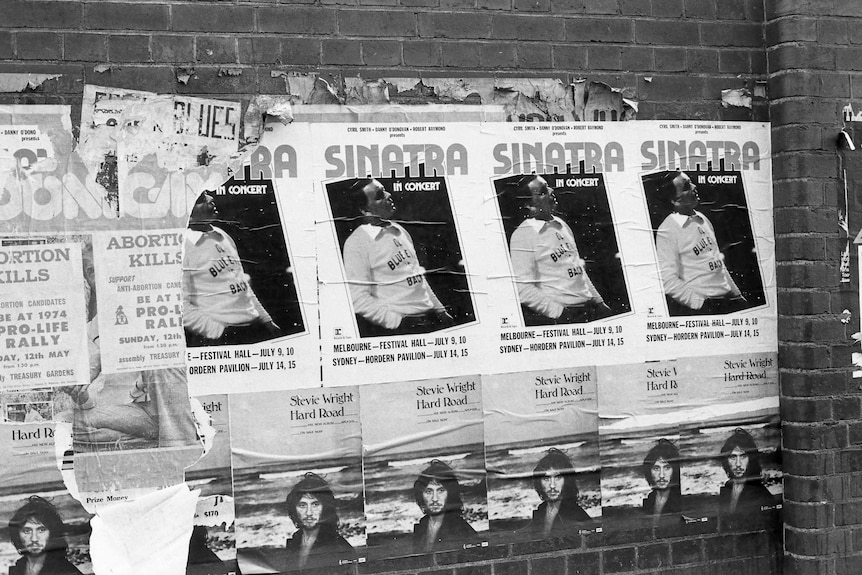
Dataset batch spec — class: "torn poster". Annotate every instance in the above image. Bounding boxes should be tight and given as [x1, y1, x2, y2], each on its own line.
[183, 121, 319, 395]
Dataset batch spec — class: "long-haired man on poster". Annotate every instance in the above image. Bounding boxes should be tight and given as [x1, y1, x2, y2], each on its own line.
[412, 460, 478, 552]
[718, 429, 774, 519]
[8, 496, 82, 575]
[525, 448, 593, 537]
[282, 473, 355, 571]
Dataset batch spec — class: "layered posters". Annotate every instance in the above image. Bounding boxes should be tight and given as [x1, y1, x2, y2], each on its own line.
[0, 98, 779, 572]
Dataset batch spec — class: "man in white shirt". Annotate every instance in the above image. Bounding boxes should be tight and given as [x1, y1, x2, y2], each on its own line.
[655, 171, 747, 315]
[342, 179, 453, 337]
[183, 191, 281, 346]
[509, 175, 611, 325]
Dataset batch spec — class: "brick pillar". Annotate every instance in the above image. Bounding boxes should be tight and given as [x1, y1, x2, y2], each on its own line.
[769, 2, 862, 574]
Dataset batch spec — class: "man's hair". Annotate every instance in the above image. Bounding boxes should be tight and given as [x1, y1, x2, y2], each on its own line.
[719, 428, 762, 479]
[507, 174, 541, 213]
[194, 190, 214, 205]
[532, 448, 580, 502]
[642, 438, 682, 489]
[285, 473, 340, 529]
[413, 460, 465, 514]
[347, 178, 376, 216]
[659, 170, 684, 204]
[9, 496, 67, 554]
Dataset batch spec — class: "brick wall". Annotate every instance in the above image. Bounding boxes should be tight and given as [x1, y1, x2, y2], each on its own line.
[769, 1, 862, 574]
[0, 1, 825, 574]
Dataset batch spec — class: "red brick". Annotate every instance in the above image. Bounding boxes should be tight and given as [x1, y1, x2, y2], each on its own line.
[778, 341, 832, 369]
[442, 42, 480, 67]
[771, 99, 844, 126]
[566, 552, 600, 575]
[550, 0, 584, 13]
[531, 556, 565, 575]
[322, 39, 362, 65]
[479, 0, 511, 8]
[479, 43, 516, 68]
[342, 10, 417, 37]
[16, 32, 62, 60]
[773, 181, 828, 209]
[784, 500, 835, 529]
[769, 70, 821, 98]
[514, 0, 549, 11]
[638, 74, 708, 100]
[584, 0, 618, 15]
[196, 36, 236, 64]
[152, 35, 195, 63]
[775, 237, 826, 261]
[494, 561, 528, 575]
[172, 5, 254, 33]
[257, 7, 336, 35]
[85, 3, 168, 31]
[702, 22, 763, 47]
[442, 0, 475, 7]
[834, 396, 862, 420]
[783, 422, 848, 449]
[783, 448, 835, 477]
[565, 18, 631, 42]
[834, 4, 862, 17]
[418, 12, 492, 39]
[654, 48, 686, 71]
[403, 41, 441, 66]
[517, 44, 551, 68]
[671, 539, 702, 565]
[603, 547, 636, 573]
[618, 0, 649, 15]
[638, 543, 670, 569]
[772, 153, 838, 180]
[282, 39, 321, 66]
[492, 14, 565, 41]
[175, 66, 252, 94]
[684, 0, 715, 19]
[64, 33, 107, 61]
[820, 19, 849, 45]
[788, 528, 853, 556]
[716, 0, 746, 20]
[83, 65, 175, 93]
[787, 475, 846, 504]
[783, 554, 836, 575]
[108, 35, 151, 63]
[837, 554, 862, 575]
[362, 40, 402, 66]
[1, 1, 82, 28]
[635, 20, 699, 45]
[686, 48, 718, 72]
[620, 46, 653, 71]
[238, 37, 280, 65]
[766, 17, 817, 45]
[587, 46, 623, 70]
[838, 502, 862, 527]
[653, 0, 683, 18]
[552, 45, 586, 70]
[719, 50, 751, 73]
[0, 32, 11, 59]
[836, 47, 862, 71]
[772, 44, 836, 70]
